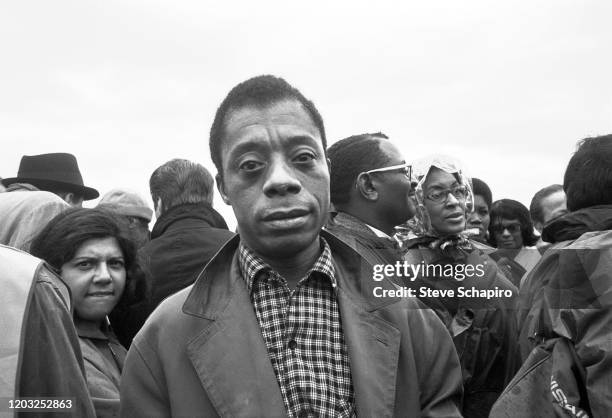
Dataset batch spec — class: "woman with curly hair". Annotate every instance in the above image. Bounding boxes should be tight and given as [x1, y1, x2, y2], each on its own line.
[30, 208, 144, 417]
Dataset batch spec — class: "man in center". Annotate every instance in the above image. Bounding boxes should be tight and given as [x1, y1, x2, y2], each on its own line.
[120, 75, 462, 417]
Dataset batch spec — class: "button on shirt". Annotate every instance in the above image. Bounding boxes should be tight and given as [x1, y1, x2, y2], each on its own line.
[239, 239, 355, 417]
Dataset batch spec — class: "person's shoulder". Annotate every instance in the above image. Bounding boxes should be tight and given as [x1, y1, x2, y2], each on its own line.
[132, 286, 194, 343]
[568, 229, 612, 249]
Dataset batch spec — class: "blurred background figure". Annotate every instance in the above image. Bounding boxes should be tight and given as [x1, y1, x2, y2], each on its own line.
[1, 244, 96, 417]
[0, 190, 69, 251]
[1, 153, 99, 207]
[97, 188, 153, 249]
[30, 208, 144, 418]
[0, 177, 5, 192]
[111, 158, 234, 347]
[488, 199, 540, 286]
[465, 177, 492, 245]
[529, 184, 567, 252]
[494, 135, 612, 418]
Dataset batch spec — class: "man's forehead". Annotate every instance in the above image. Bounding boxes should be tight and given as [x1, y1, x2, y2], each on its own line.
[223, 99, 320, 138]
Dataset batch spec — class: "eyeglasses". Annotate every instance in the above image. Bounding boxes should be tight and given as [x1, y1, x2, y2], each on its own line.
[364, 163, 412, 180]
[425, 185, 469, 204]
[491, 223, 521, 234]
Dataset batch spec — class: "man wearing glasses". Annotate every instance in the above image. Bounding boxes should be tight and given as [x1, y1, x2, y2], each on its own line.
[326, 132, 416, 265]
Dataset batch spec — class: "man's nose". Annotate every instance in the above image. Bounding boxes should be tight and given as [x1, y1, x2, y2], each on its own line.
[500, 227, 512, 237]
[263, 158, 301, 197]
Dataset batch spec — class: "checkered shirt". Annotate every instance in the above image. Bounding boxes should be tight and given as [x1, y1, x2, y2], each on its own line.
[239, 238, 355, 417]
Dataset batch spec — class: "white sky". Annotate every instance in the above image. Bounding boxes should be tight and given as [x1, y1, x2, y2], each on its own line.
[1, 0, 611, 230]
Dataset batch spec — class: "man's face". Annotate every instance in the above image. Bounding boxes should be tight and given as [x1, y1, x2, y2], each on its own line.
[370, 140, 416, 226]
[538, 190, 568, 231]
[217, 100, 329, 259]
[466, 194, 490, 240]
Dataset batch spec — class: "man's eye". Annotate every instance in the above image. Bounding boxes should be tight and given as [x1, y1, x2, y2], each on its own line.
[293, 152, 316, 163]
[239, 160, 263, 171]
[478, 209, 489, 216]
[429, 191, 443, 200]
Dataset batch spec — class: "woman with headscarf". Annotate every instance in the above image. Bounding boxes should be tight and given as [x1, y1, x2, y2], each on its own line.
[399, 155, 519, 418]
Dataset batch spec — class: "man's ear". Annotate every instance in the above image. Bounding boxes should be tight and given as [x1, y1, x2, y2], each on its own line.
[355, 173, 378, 201]
[216, 173, 231, 205]
[154, 197, 163, 219]
[63, 192, 83, 207]
[534, 221, 544, 234]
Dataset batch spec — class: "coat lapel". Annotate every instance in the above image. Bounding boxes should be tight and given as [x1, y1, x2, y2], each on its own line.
[183, 237, 286, 417]
[339, 291, 400, 418]
[323, 230, 401, 418]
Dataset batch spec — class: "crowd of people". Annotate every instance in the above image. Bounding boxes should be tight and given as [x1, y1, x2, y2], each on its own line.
[1, 74, 610, 417]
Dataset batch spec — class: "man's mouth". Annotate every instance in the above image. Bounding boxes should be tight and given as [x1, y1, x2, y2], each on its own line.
[261, 208, 310, 229]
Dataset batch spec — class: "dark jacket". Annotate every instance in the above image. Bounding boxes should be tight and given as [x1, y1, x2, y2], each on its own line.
[120, 232, 464, 418]
[110, 203, 234, 347]
[325, 211, 403, 266]
[502, 205, 612, 417]
[402, 237, 519, 418]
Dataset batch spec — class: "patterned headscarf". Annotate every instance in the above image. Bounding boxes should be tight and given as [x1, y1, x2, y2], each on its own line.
[405, 155, 474, 250]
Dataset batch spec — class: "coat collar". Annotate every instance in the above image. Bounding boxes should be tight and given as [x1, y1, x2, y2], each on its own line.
[151, 202, 229, 239]
[183, 231, 399, 319]
[181, 231, 402, 417]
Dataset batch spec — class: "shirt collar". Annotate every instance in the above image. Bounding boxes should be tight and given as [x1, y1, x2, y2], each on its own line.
[238, 237, 337, 292]
[75, 316, 111, 340]
[365, 223, 394, 240]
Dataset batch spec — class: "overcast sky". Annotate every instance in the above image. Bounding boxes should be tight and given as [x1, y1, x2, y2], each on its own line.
[1, 0, 611, 229]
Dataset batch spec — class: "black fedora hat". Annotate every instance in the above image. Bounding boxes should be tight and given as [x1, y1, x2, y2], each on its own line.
[2, 153, 99, 200]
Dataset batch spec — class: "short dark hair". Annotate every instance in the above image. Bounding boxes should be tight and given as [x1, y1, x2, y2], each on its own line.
[489, 199, 538, 247]
[149, 159, 214, 213]
[471, 178, 492, 209]
[327, 133, 391, 205]
[30, 208, 143, 305]
[209, 75, 326, 173]
[564, 134, 612, 211]
[529, 184, 563, 224]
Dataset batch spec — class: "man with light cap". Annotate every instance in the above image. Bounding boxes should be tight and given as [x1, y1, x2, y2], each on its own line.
[97, 188, 153, 249]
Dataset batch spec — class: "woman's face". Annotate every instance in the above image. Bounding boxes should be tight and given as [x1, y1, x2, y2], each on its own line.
[466, 194, 490, 240]
[61, 237, 126, 324]
[491, 217, 524, 249]
[422, 167, 467, 236]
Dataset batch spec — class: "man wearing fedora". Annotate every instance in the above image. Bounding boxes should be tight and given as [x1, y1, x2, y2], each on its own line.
[1, 152, 99, 207]
[0, 153, 99, 251]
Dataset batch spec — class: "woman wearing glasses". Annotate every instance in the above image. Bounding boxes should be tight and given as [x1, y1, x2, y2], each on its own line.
[400, 155, 518, 418]
[488, 199, 541, 287]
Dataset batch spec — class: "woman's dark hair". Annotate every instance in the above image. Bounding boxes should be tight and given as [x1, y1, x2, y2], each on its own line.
[30, 208, 145, 306]
[488, 199, 538, 247]
[471, 177, 492, 209]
